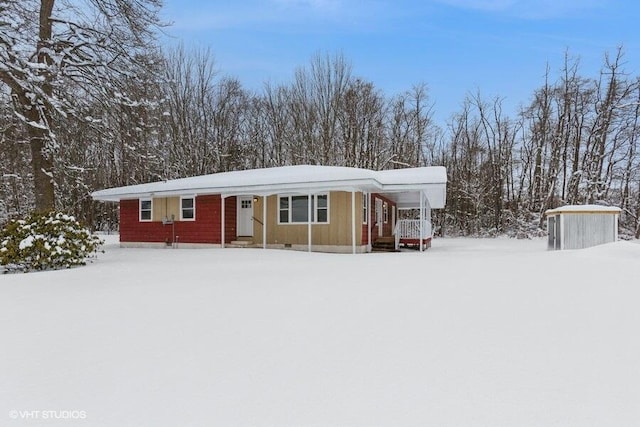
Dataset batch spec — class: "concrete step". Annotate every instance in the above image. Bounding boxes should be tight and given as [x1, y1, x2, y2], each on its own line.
[227, 240, 254, 248]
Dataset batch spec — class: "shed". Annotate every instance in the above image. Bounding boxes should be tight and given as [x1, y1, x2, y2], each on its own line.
[545, 205, 621, 250]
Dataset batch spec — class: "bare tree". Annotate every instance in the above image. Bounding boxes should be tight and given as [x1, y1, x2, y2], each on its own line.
[0, 0, 163, 211]
[338, 78, 386, 169]
[387, 84, 436, 169]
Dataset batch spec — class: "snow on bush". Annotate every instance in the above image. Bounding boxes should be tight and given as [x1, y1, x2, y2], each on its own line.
[0, 212, 103, 273]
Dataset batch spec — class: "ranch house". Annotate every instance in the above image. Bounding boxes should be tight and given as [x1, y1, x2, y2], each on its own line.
[91, 165, 447, 253]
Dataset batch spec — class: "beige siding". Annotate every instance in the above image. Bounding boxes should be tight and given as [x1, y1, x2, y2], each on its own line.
[253, 191, 363, 246]
[151, 197, 180, 222]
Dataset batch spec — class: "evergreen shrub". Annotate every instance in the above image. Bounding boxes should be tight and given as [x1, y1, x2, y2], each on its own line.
[0, 212, 103, 273]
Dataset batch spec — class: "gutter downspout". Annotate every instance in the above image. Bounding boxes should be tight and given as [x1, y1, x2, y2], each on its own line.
[367, 192, 372, 253]
[221, 196, 225, 248]
[308, 192, 312, 253]
[351, 191, 356, 254]
[419, 191, 424, 253]
[263, 195, 267, 249]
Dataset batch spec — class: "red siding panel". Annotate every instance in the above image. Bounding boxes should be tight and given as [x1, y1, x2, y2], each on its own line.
[224, 196, 237, 243]
[119, 195, 238, 244]
[120, 199, 167, 243]
[360, 193, 396, 245]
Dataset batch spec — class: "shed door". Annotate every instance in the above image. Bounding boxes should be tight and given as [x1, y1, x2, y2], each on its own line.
[237, 196, 254, 237]
[548, 216, 556, 250]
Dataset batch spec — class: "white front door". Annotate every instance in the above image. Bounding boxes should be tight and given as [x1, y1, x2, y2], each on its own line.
[237, 196, 254, 237]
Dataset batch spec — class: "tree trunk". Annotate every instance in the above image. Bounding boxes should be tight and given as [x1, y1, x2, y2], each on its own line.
[29, 118, 55, 212]
[31, 0, 55, 211]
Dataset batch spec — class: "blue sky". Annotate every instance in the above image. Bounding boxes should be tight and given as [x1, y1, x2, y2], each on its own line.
[160, 0, 640, 124]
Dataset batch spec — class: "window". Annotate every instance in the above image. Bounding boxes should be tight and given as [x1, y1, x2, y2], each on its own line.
[362, 192, 368, 224]
[139, 198, 152, 222]
[181, 196, 195, 220]
[383, 202, 389, 223]
[291, 195, 308, 222]
[278, 194, 329, 224]
[316, 194, 328, 222]
[279, 197, 289, 223]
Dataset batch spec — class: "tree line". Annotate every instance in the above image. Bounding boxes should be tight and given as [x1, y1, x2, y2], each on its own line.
[1, 1, 639, 238]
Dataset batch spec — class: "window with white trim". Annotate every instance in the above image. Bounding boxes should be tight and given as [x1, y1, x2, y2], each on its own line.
[362, 192, 368, 224]
[279, 197, 289, 223]
[278, 194, 329, 224]
[139, 198, 152, 222]
[180, 196, 195, 220]
[383, 202, 389, 223]
[316, 194, 328, 222]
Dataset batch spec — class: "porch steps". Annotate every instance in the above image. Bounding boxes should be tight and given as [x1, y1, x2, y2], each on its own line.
[371, 236, 398, 252]
[227, 240, 254, 248]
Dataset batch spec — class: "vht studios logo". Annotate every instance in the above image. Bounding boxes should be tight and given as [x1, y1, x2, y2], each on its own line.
[9, 410, 87, 420]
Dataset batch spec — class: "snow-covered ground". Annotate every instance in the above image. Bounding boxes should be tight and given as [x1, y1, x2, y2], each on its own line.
[1, 236, 639, 426]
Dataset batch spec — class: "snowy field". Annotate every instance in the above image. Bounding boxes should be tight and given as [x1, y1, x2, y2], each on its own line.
[1, 236, 640, 426]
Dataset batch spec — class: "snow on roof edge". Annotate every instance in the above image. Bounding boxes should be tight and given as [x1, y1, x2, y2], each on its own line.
[92, 165, 447, 201]
[545, 204, 621, 215]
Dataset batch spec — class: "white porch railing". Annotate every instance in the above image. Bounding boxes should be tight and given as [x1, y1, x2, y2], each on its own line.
[394, 219, 432, 250]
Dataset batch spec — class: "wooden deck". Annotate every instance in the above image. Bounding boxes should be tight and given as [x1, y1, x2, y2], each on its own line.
[398, 237, 432, 250]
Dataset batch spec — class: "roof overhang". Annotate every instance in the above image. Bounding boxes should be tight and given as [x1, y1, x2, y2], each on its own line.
[383, 186, 446, 210]
[545, 204, 621, 216]
[92, 165, 447, 208]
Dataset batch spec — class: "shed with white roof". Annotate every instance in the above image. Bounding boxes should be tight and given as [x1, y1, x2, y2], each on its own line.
[545, 205, 621, 250]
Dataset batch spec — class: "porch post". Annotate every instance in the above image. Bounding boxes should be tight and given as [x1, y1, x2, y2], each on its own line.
[351, 190, 356, 254]
[308, 192, 312, 252]
[419, 191, 424, 252]
[262, 195, 267, 249]
[367, 192, 372, 252]
[221, 195, 225, 249]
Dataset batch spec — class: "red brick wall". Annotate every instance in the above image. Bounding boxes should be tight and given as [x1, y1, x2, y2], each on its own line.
[361, 193, 396, 245]
[119, 195, 237, 244]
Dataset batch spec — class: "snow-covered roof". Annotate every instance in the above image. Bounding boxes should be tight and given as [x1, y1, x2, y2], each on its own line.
[91, 165, 447, 208]
[545, 205, 621, 215]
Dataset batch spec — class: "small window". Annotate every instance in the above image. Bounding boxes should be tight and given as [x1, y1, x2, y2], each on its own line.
[316, 194, 328, 223]
[279, 197, 289, 223]
[362, 192, 368, 224]
[181, 197, 195, 220]
[383, 202, 389, 223]
[140, 199, 152, 222]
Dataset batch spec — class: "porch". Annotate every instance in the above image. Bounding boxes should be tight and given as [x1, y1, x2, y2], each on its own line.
[371, 220, 433, 252]
[395, 219, 433, 250]
[225, 186, 440, 254]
